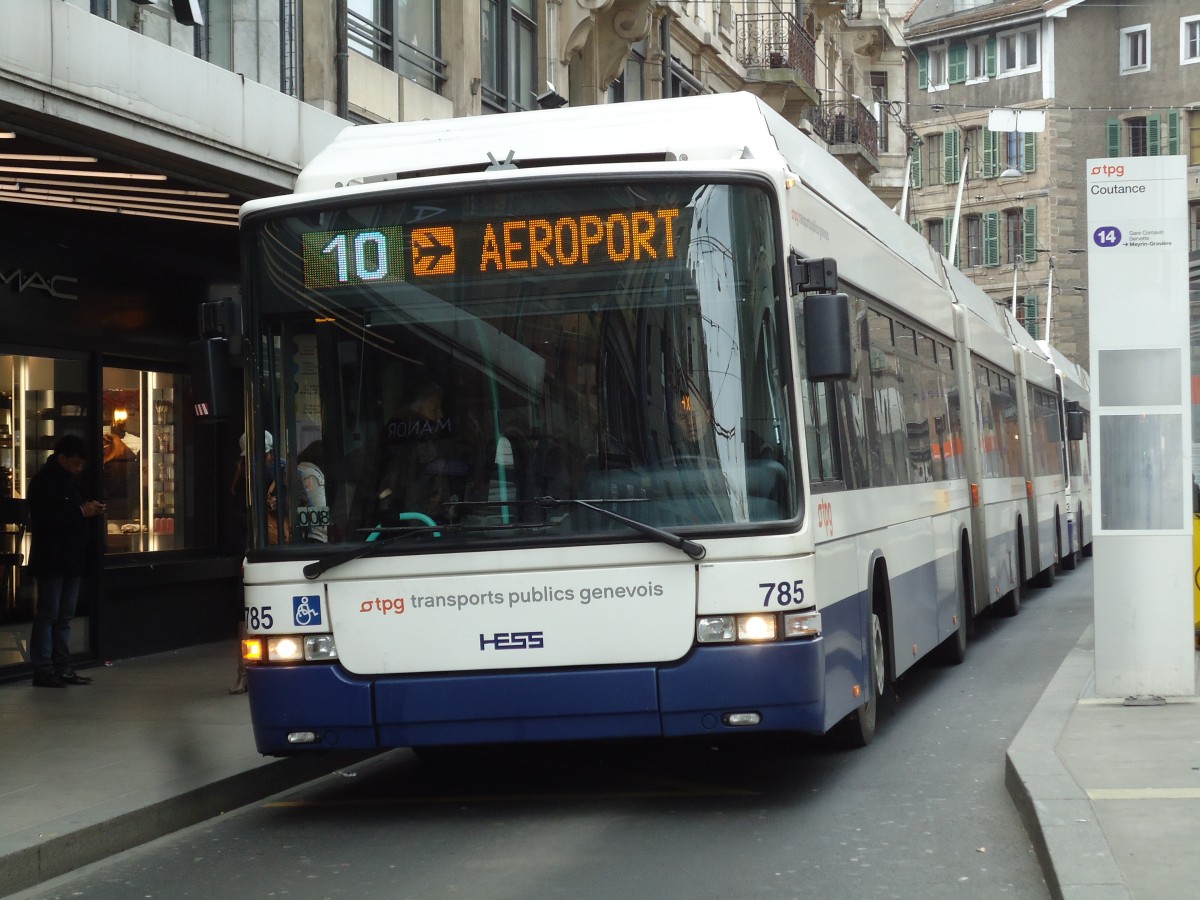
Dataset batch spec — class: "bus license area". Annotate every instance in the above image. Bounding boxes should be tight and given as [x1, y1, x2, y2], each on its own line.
[478, 208, 680, 272]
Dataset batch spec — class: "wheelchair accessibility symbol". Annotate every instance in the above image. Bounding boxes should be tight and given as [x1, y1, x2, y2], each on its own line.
[293, 595, 323, 627]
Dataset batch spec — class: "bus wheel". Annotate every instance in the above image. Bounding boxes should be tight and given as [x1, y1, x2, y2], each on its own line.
[935, 554, 970, 666]
[996, 575, 1021, 617]
[1033, 557, 1056, 589]
[832, 610, 885, 749]
[1062, 522, 1080, 570]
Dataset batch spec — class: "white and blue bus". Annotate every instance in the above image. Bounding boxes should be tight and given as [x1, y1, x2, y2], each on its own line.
[226, 93, 1083, 754]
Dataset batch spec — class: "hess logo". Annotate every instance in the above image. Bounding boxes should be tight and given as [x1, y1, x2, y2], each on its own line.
[1090, 164, 1125, 177]
[479, 631, 545, 651]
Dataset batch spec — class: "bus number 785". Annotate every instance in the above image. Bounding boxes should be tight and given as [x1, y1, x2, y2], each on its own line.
[760, 580, 805, 607]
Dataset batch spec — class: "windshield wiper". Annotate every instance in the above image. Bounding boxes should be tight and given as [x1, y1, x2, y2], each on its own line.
[533, 495, 706, 560]
[300, 521, 563, 580]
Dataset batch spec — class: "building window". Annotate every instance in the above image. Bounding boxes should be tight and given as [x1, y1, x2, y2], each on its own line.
[964, 215, 983, 267]
[1020, 296, 1039, 339]
[928, 45, 949, 90]
[1128, 116, 1152, 155]
[926, 218, 945, 258]
[1190, 203, 1200, 253]
[870, 71, 889, 153]
[964, 126, 983, 179]
[280, 0, 298, 96]
[196, 0, 233, 71]
[925, 132, 943, 185]
[1003, 130, 1026, 172]
[998, 26, 1039, 76]
[668, 55, 703, 97]
[1120, 25, 1150, 74]
[348, 1, 445, 93]
[1191, 110, 1200, 165]
[1004, 208, 1024, 265]
[101, 367, 194, 554]
[2, 354, 91, 662]
[482, 0, 538, 112]
[967, 37, 990, 81]
[1184, 16, 1200, 64]
[608, 46, 647, 103]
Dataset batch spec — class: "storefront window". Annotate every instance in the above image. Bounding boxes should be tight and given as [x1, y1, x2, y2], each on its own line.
[102, 367, 188, 553]
[1, 352, 89, 666]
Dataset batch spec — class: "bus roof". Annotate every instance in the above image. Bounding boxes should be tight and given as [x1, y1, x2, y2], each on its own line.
[248, 92, 942, 288]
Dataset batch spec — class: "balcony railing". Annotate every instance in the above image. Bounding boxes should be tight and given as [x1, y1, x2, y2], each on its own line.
[734, 12, 817, 87]
[809, 97, 879, 160]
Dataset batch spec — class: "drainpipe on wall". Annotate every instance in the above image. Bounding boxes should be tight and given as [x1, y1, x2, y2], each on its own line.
[335, 0, 349, 119]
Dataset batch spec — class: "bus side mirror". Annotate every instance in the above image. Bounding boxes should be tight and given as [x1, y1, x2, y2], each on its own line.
[802, 292, 854, 382]
[1066, 401, 1084, 442]
[189, 337, 235, 421]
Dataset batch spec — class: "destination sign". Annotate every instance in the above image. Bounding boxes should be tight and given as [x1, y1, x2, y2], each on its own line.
[300, 207, 682, 289]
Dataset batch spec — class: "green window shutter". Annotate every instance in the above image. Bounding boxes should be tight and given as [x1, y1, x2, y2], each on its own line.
[983, 211, 1000, 267]
[1022, 131, 1036, 172]
[1023, 206, 1037, 262]
[1106, 118, 1122, 157]
[986, 37, 997, 77]
[911, 142, 923, 188]
[949, 44, 967, 84]
[912, 220, 922, 234]
[918, 51, 929, 89]
[944, 129, 961, 183]
[1166, 109, 1181, 155]
[1147, 114, 1160, 156]
[1024, 296, 1038, 339]
[983, 129, 998, 178]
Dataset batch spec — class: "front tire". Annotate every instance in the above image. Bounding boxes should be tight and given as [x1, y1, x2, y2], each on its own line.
[832, 610, 885, 749]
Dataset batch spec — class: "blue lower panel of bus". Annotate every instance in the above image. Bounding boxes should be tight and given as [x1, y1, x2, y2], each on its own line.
[248, 665, 378, 753]
[247, 639, 826, 755]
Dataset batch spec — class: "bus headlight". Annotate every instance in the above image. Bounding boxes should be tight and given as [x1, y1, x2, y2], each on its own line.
[697, 616, 736, 643]
[267, 636, 304, 662]
[304, 634, 338, 660]
[736, 614, 778, 642]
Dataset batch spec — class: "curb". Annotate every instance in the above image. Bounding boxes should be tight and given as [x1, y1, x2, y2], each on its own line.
[1004, 627, 1131, 900]
[0, 751, 372, 897]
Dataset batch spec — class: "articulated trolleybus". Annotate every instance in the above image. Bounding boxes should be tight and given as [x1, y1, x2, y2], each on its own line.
[234, 93, 1087, 755]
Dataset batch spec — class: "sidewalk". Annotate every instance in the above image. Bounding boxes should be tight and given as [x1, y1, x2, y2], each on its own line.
[1007, 622, 1200, 899]
[0, 641, 372, 897]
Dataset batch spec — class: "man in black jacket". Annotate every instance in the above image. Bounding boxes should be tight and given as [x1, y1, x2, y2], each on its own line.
[28, 434, 105, 688]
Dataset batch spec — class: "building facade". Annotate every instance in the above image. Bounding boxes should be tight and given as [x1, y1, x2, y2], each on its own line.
[1, 0, 913, 675]
[904, 0, 1200, 366]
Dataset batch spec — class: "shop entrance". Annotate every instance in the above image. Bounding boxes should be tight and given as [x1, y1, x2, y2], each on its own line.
[0, 352, 90, 666]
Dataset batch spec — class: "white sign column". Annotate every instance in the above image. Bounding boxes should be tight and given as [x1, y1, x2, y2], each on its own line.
[1086, 156, 1193, 697]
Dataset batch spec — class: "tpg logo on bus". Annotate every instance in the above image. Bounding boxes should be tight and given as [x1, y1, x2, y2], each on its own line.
[1090, 164, 1125, 177]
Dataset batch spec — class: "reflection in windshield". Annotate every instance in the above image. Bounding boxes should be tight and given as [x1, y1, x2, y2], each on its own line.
[248, 181, 798, 549]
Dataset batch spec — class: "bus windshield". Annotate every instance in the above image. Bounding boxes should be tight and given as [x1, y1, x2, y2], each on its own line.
[245, 179, 798, 550]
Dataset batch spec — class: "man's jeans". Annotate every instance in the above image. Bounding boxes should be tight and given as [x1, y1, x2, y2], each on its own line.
[30, 575, 82, 675]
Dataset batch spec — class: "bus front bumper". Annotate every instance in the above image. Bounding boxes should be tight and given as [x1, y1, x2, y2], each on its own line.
[246, 640, 825, 755]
